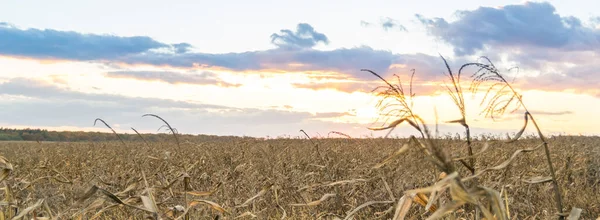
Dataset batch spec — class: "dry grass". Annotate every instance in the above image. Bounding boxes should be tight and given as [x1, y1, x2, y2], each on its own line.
[0, 136, 597, 219]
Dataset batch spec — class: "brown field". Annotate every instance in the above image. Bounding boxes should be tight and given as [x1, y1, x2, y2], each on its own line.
[0, 135, 598, 219]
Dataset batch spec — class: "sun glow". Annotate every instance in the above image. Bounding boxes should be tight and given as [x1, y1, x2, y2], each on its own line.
[355, 106, 380, 119]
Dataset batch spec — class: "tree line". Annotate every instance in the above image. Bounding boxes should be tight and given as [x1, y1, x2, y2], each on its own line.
[0, 128, 249, 142]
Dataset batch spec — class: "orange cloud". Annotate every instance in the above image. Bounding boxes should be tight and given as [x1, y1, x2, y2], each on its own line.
[0, 55, 72, 65]
[103, 70, 242, 88]
[292, 80, 444, 96]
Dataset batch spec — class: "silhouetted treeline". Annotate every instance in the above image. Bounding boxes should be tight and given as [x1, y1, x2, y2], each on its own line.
[0, 128, 254, 142]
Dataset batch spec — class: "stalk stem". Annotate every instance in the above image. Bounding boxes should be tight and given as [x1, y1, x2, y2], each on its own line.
[529, 115, 564, 218]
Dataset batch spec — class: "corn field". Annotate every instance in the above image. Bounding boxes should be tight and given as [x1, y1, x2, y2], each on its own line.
[0, 135, 597, 219]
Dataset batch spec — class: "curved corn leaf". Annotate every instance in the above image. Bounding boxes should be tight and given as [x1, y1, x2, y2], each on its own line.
[522, 176, 553, 184]
[392, 195, 413, 220]
[372, 139, 413, 169]
[462, 143, 544, 183]
[343, 200, 394, 220]
[185, 182, 221, 197]
[453, 142, 490, 161]
[235, 211, 257, 219]
[446, 118, 467, 128]
[290, 194, 336, 207]
[506, 112, 529, 143]
[90, 204, 119, 220]
[191, 200, 228, 214]
[93, 118, 126, 147]
[173, 199, 229, 220]
[235, 183, 274, 208]
[142, 114, 180, 149]
[11, 199, 43, 220]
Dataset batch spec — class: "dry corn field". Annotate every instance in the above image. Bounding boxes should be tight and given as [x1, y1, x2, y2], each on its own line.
[0, 135, 598, 219]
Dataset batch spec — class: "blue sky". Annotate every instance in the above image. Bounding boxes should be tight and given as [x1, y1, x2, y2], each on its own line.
[0, 0, 599, 137]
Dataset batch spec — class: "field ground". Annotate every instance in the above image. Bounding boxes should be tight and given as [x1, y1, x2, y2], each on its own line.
[0, 136, 598, 219]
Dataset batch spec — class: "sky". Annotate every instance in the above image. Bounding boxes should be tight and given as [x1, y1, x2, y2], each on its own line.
[0, 0, 599, 138]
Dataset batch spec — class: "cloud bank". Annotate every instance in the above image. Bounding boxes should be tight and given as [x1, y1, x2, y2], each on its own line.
[0, 78, 364, 136]
[2, 1, 600, 97]
[416, 2, 600, 56]
[0, 22, 451, 84]
[0, 22, 189, 60]
[414, 1, 600, 97]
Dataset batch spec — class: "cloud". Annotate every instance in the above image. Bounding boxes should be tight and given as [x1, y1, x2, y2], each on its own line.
[292, 80, 442, 95]
[360, 18, 407, 32]
[0, 78, 535, 137]
[270, 23, 329, 49]
[312, 112, 354, 118]
[451, 49, 600, 97]
[0, 21, 457, 82]
[513, 109, 574, 116]
[360, 20, 372, 27]
[119, 45, 406, 80]
[104, 70, 241, 87]
[292, 81, 380, 93]
[516, 61, 600, 97]
[0, 78, 371, 136]
[7, 19, 597, 97]
[172, 43, 193, 54]
[416, 2, 600, 55]
[529, 110, 574, 116]
[0, 22, 188, 60]
[410, 1, 600, 97]
[381, 17, 408, 32]
[500, 109, 574, 123]
[123, 49, 464, 83]
[282, 53, 472, 94]
[0, 78, 230, 110]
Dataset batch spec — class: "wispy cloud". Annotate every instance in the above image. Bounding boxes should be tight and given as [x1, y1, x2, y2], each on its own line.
[104, 70, 240, 87]
[292, 81, 380, 93]
[292, 80, 442, 95]
[500, 109, 575, 122]
[591, 16, 600, 25]
[360, 17, 408, 32]
[511, 109, 574, 116]
[360, 20, 372, 27]
[381, 17, 408, 32]
[0, 78, 364, 136]
[0, 78, 229, 110]
[312, 112, 354, 118]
